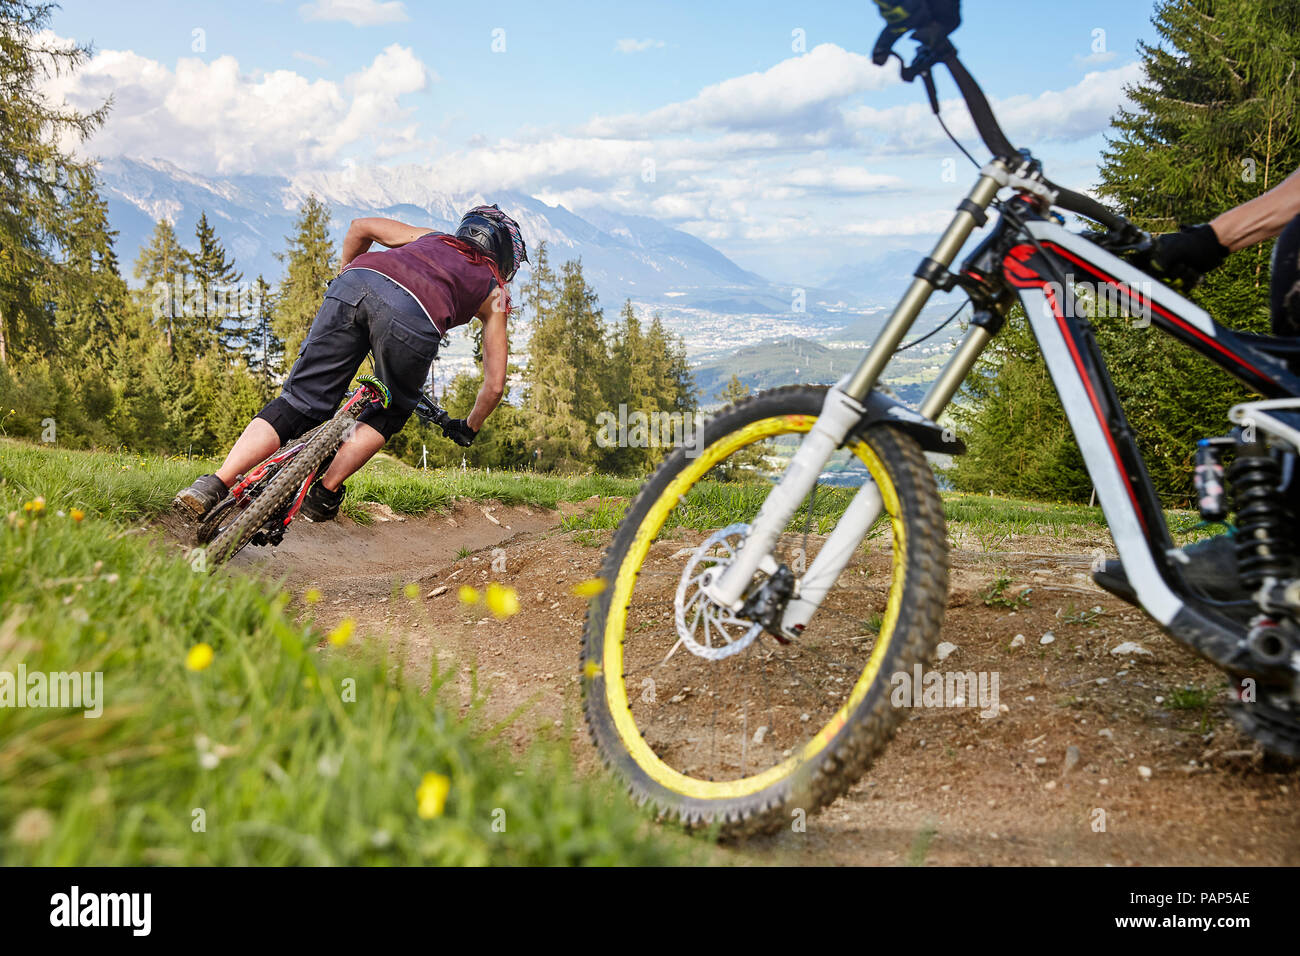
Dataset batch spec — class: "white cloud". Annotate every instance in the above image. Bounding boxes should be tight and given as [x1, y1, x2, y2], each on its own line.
[782, 165, 902, 193]
[844, 62, 1141, 153]
[842, 210, 958, 236]
[365, 60, 1138, 254]
[584, 43, 896, 138]
[614, 38, 665, 54]
[1076, 50, 1118, 66]
[293, 51, 330, 68]
[40, 34, 434, 174]
[42, 23, 1142, 265]
[299, 0, 408, 26]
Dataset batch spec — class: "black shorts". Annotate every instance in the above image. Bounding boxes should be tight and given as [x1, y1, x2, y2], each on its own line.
[259, 269, 441, 441]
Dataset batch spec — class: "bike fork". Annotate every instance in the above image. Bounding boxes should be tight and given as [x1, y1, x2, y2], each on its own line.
[705, 166, 1004, 627]
[777, 323, 995, 636]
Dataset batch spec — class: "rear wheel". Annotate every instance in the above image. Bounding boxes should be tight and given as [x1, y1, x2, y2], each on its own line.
[581, 385, 949, 837]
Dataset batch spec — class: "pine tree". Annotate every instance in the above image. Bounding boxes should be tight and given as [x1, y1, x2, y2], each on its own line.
[709, 374, 771, 482]
[716, 374, 750, 407]
[0, 0, 108, 365]
[189, 210, 244, 355]
[245, 275, 283, 400]
[947, 310, 1090, 500]
[610, 301, 654, 406]
[517, 241, 557, 342]
[602, 301, 656, 472]
[523, 257, 597, 470]
[55, 167, 128, 365]
[133, 219, 190, 353]
[643, 315, 696, 414]
[273, 194, 335, 362]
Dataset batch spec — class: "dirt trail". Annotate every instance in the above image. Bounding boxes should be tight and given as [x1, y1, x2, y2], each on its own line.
[196, 501, 1300, 865]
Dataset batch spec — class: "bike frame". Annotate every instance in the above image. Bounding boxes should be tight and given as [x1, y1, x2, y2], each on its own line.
[710, 158, 1300, 683]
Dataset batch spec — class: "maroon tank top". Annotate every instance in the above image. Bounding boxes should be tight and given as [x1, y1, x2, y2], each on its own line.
[343, 233, 497, 335]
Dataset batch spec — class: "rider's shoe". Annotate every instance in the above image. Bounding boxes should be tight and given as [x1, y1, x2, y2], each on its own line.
[300, 481, 345, 522]
[1092, 535, 1246, 605]
[172, 474, 229, 522]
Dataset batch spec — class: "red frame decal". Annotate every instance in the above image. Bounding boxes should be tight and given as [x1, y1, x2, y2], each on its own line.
[1042, 242, 1270, 382]
[1003, 244, 1149, 532]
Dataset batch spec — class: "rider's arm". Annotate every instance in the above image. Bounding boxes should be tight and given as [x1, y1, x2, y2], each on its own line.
[340, 218, 434, 269]
[1211, 165, 1300, 251]
[466, 295, 508, 432]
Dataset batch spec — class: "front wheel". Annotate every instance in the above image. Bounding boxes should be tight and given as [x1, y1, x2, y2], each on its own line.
[581, 385, 949, 837]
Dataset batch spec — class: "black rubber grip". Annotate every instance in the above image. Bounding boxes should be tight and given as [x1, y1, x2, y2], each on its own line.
[1043, 180, 1129, 232]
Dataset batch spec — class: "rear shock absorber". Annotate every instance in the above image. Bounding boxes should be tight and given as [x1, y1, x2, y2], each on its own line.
[1194, 437, 1233, 522]
[1227, 442, 1294, 590]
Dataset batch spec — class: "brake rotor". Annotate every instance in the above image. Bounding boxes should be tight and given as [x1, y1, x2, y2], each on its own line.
[673, 523, 763, 661]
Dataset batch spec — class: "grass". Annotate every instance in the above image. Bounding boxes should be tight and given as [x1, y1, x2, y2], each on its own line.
[344, 457, 642, 521]
[1060, 602, 1104, 627]
[905, 818, 939, 866]
[0, 438, 1217, 864]
[1167, 684, 1219, 711]
[980, 573, 1033, 609]
[0, 439, 647, 526]
[942, 492, 1111, 536]
[1166, 683, 1223, 736]
[0, 439, 1204, 544]
[0, 440, 208, 521]
[557, 481, 1205, 547]
[0, 440, 691, 865]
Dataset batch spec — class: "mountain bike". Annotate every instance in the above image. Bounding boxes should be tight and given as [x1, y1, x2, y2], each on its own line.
[200, 376, 455, 565]
[581, 24, 1300, 836]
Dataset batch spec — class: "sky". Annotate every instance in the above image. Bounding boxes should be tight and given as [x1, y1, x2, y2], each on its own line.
[44, 0, 1162, 281]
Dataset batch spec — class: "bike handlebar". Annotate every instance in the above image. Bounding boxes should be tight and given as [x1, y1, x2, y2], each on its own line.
[940, 53, 1017, 161]
[414, 391, 452, 430]
[1043, 179, 1137, 237]
[929, 49, 1145, 240]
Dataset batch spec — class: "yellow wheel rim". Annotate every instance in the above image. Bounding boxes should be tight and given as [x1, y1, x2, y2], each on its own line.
[602, 415, 906, 800]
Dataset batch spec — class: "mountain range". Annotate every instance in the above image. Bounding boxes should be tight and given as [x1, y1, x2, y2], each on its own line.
[96, 157, 871, 331]
[95, 158, 975, 403]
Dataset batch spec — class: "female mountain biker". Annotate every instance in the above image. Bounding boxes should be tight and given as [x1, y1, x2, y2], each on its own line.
[172, 204, 528, 523]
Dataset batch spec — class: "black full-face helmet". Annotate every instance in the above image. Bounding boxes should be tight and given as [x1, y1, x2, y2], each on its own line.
[455, 204, 528, 282]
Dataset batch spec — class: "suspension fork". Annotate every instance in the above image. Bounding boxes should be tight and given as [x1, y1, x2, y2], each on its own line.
[706, 165, 1005, 614]
[777, 322, 995, 635]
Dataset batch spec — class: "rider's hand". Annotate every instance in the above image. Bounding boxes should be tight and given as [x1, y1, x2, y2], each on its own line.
[442, 418, 477, 447]
[1152, 223, 1230, 290]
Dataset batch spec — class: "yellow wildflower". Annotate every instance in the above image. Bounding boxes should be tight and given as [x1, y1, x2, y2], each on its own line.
[417, 772, 451, 819]
[185, 643, 214, 672]
[485, 582, 520, 619]
[327, 618, 355, 647]
[572, 577, 607, 598]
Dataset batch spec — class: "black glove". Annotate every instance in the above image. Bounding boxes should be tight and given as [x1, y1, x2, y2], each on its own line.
[1152, 224, 1229, 290]
[442, 418, 477, 447]
[871, 0, 961, 64]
